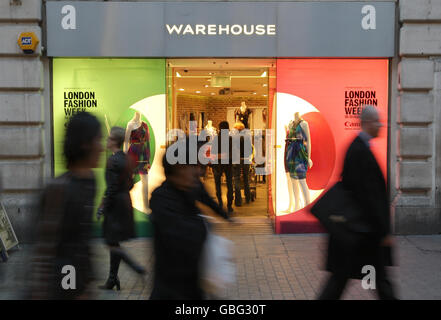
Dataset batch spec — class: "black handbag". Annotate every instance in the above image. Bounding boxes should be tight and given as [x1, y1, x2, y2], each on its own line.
[311, 181, 372, 244]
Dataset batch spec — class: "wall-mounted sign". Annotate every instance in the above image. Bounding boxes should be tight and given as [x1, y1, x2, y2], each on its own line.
[46, 1, 395, 57]
[0, 202, 19, 261]
[17, 31, 39, 54]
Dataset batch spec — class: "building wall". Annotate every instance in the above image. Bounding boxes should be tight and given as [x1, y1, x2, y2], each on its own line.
[0, 0, 46, 242]
[391, 0, 441, 234]
[4, 0, 441, 239]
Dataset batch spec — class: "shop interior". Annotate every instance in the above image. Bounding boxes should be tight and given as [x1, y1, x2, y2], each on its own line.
[167, 59, 275, 218]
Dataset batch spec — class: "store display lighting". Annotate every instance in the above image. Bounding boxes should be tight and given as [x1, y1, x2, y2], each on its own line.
[179, 88, 185, 91]
[176, 72, 182, 77]
[260, 71, 267, 77]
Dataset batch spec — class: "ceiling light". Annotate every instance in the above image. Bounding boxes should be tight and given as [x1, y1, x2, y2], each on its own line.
[263, 94, 268, 97]
[196, 91, 201, 94]
[176, 72, 182, 77]
[179, 88, 185, 91]
[260, 71, 267, 77]
[204, 85, 209, 88]
[252, 92, 257, 95]
[262, 84, 268, 87]
[211, 92, 215, 96]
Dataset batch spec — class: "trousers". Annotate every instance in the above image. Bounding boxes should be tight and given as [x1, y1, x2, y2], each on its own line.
[318, 262, 396, 300]
[233, 164, 250, 205]
[212, 165, 233, 209]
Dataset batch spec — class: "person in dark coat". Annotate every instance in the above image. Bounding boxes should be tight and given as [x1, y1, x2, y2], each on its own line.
[210, 121, 234, 213]
[30, 112, 103, 299]
[98, 126, 146, 291]
[231, 122, 253, 206]
[149, 138, 233, 300]
[318, 105, 396, 300]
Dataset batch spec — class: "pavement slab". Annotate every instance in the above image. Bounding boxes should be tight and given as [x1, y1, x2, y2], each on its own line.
[1, 234, 441, 300]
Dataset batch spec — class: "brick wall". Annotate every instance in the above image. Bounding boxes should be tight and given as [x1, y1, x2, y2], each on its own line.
[177, 94, 267, 130]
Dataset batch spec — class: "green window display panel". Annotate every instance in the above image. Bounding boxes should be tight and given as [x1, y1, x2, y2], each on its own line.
[53, 58, 167, 237]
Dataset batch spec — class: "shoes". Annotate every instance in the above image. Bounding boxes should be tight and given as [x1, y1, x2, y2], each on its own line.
[98, 277, 121, 291]
[227, 206, 234, 214]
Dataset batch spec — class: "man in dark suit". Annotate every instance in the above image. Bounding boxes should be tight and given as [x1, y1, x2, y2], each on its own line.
[318, 105, 396, 300]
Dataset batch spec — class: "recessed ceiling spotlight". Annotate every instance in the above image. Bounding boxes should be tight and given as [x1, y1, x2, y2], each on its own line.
[196, 91, 201, 94]
[252, 92, 257, 95]
[204, 85, 209, 88]
[263, 94, 268, 97]
[179, 88, 185, 91]
[262, 84, 268, 87]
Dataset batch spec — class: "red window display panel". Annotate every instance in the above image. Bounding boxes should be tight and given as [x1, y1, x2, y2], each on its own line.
[275, 59, 389, 234]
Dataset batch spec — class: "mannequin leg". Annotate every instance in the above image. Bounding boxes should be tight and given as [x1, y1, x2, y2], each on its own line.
[140, 174, 149, 213]
[291, 178, 301, 211]
[284, 172, 294, 213]
[298, 179, 311, 207]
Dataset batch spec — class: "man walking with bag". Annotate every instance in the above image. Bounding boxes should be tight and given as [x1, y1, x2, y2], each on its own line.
[317, 105, 396, 300]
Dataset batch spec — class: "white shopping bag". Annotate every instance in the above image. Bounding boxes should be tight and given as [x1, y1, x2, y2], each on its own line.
[200, 230, 236, 295]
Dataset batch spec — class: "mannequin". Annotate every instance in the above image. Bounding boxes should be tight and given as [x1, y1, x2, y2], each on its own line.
[283, 112, 313, 212]
[205, 120, 217, 138]
[124, 111, 150, 212]
[235, 101, 252, 129]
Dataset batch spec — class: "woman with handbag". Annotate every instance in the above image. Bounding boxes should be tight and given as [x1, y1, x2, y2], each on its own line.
[98, 126, 146, 291]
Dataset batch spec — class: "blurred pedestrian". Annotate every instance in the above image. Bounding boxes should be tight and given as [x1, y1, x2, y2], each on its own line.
[211, 121, 234, 214]
[149, 138, 232, 300]
[98, 126, 146, 291]
[232, 122, 253, 207]
[30, 112, 103, 299]
[318, 105, 396, 300]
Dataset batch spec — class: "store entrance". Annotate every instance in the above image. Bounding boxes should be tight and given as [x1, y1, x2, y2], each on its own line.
[167, 59, 275, 222]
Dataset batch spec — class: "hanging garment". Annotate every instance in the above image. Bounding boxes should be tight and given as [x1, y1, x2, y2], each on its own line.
[127, 122, 150, 175]
[285, 120, 309, 179]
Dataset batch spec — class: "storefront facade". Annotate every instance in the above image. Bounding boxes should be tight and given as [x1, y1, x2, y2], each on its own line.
[44, 1, 394, 235]
[2, 0, 441, 240]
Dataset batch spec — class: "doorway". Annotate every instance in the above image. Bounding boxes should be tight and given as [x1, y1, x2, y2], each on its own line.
[167, 58, 275, 221]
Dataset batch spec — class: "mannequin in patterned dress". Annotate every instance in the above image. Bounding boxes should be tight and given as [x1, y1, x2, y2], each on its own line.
[284, 112, 313, 212]
[124, 111, 151, 213]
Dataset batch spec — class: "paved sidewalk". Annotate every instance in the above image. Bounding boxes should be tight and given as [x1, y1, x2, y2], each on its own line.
[1, 230, 441, 300]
